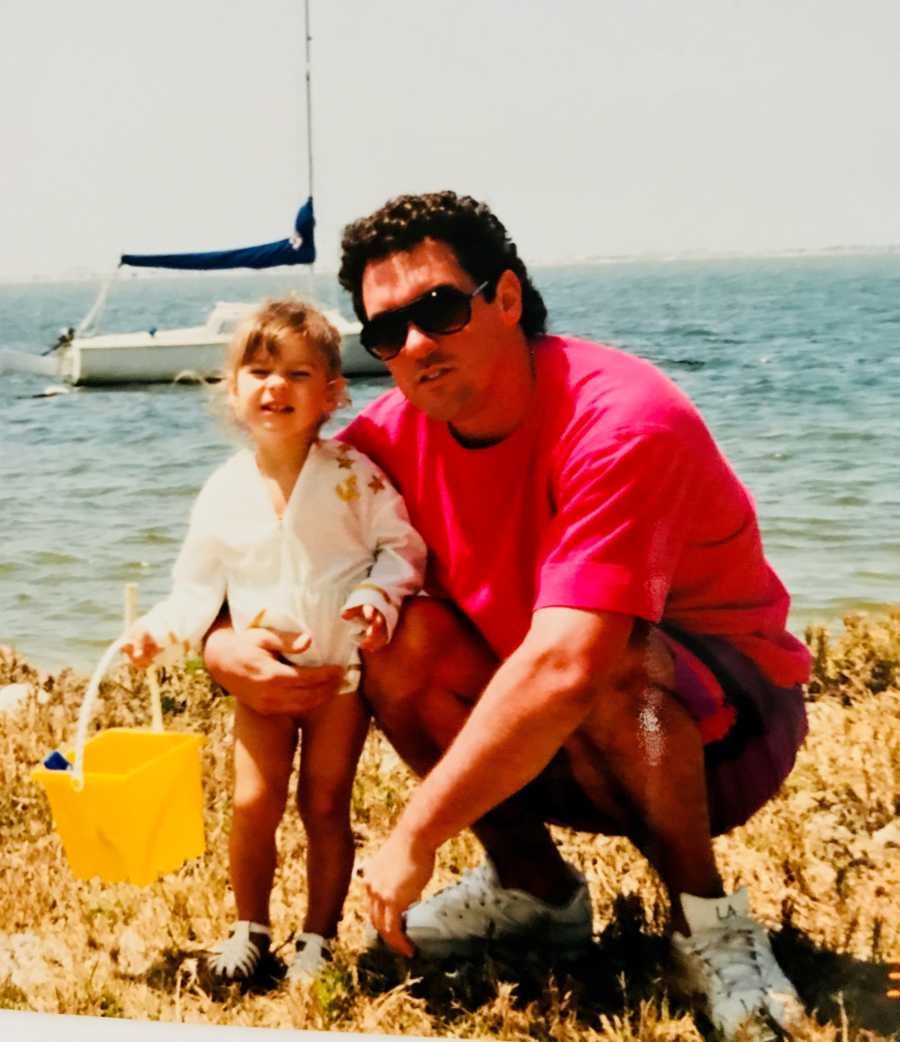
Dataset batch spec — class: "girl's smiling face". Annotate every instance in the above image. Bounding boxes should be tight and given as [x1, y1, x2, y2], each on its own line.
[229, 335, 341, 446]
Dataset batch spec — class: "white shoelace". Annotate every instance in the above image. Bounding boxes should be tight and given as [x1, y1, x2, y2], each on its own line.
[691, 922, 768, 993]
[432, 866, 495, 916]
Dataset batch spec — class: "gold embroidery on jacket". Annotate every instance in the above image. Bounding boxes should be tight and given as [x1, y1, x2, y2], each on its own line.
[336, 475, 360, 502]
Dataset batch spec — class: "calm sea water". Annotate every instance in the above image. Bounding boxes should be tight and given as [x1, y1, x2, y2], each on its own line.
[2, 257, 898, 671]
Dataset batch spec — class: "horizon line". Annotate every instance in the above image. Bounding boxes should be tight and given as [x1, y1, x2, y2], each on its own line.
[2, 241, 899, 286]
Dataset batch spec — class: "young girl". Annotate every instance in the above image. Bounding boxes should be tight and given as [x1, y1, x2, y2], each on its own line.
[121, 298, 426, 983]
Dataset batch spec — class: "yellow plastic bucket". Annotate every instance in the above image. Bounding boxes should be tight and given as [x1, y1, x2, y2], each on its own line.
[33, 728, 205, 885]
[32, 639, 206, 885]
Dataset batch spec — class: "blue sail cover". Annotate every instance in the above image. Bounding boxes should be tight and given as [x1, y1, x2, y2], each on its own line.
[120, 198, 316, 270]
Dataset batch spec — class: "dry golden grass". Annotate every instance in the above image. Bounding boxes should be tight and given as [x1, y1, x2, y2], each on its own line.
[1, 613, 899, 1040]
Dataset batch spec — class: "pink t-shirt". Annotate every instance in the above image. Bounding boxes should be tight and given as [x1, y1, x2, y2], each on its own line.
[341, 336, 811, 687]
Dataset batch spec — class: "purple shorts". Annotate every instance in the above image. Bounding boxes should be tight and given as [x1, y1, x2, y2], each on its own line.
[522, 625, 808, 838]
[659, 624, 809, 835]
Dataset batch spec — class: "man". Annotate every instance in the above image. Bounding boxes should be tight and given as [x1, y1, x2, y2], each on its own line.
[206, 191, 810, 1037]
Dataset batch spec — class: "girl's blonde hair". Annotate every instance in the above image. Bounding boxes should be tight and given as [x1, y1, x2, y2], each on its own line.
[226, 296, 343, 382]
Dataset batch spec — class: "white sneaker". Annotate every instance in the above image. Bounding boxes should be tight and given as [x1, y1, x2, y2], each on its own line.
[285, 932, 333, 982]
[207, 920, 271, 982]
[671, 889, 804, 1039]
[403, 860, 592, 959]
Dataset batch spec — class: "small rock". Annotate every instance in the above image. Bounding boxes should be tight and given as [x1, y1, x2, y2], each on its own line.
[116, 925, 151, 975]
[872, 819, 900, 848]
[0, 931, 74, 991]
[0, 683, 30, 714]
[378, 746, 403, 772]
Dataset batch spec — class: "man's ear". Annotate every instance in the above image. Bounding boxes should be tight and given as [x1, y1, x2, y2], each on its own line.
[494, 269, 523, 328]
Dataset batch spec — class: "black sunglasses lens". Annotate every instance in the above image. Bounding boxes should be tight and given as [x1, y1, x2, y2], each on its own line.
[413, 287, 471, 335]
[361, 314, 408, 356]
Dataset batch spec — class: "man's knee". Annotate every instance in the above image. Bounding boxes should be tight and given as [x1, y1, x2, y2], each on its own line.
[571, 624, 667, 734]
[381, 597, 459, 665]
[564, 625, 703, 800]
[361, 597, 496, 718]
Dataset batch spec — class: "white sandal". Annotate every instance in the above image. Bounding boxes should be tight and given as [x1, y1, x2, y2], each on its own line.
[285, 932, 333, 982]
[208, 920, 271, 981]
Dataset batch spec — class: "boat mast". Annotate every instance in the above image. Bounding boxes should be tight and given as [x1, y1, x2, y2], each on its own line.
[304, 0, 314, 202]
[303, 0, 316, 290]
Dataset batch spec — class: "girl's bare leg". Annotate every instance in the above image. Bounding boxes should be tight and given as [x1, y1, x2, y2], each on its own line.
[230, 700, 299, 924]
[296, 690, 370, 937]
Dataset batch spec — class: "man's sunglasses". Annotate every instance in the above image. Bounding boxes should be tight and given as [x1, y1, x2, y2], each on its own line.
[360, 281, 490, 361]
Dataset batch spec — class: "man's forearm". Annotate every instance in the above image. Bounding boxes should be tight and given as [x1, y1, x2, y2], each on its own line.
[392, 608, 632, 855]
[394, 657, 589, 854]
[397, 680, 580, 851]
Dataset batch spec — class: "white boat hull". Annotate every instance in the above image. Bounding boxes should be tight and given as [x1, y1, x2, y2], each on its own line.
[66, 333, 229, 385]
[59, 304, 384, 385]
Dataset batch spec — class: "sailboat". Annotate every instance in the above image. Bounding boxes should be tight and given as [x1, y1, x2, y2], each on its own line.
[45, 2, 380, 386]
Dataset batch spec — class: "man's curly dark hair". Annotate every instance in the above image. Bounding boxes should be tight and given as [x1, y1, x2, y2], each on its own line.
[338, 191, 547, 341]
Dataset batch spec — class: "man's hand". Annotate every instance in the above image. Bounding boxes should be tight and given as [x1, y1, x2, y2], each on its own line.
[266, 626, 312, 655]
[204, 624, 342, 716]
[361, 828, 436, 957]
[341, 604, 388, 651]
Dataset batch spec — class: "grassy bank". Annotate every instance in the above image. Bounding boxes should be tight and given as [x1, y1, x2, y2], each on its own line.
[1, 614, 898, 1040]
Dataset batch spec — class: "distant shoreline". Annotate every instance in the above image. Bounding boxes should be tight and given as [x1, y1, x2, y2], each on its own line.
[3, 243, 899, 287]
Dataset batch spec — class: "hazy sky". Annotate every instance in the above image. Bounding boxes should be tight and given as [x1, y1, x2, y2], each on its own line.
[3, 0, 899, 280]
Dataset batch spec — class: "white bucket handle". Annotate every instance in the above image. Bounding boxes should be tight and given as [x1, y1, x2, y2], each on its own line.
[71, 637, 164, 790]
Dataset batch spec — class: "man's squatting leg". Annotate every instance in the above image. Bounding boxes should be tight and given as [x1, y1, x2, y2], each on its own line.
[362, 597, 577, 906]
[562, 621, 725, 925]
[362, 599, 724, 934]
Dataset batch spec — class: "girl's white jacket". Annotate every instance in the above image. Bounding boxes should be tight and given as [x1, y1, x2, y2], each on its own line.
[139, 438, 426, 684]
